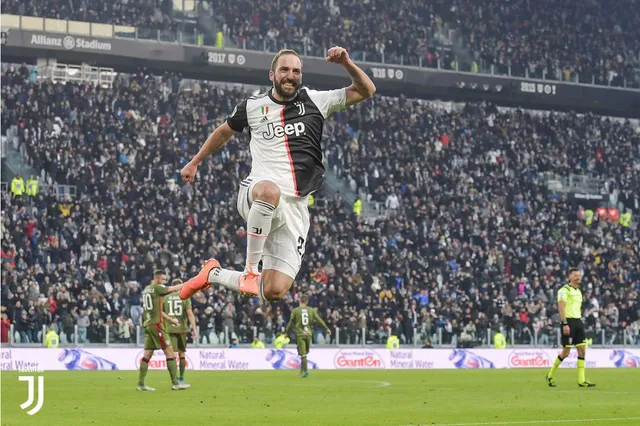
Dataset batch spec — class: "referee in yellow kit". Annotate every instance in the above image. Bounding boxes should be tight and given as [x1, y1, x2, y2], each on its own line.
[546, 268, 595, 387]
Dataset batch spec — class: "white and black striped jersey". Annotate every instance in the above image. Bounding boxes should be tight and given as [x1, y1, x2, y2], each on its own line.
[226, 87, 346, 197]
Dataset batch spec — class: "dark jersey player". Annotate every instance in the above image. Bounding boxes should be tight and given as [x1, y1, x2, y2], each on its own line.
[546, 268, 595, 388]
[178, 47, 376, 303]
[286, 294, 330, 377]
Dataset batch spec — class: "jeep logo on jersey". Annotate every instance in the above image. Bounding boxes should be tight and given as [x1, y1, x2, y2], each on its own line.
[263, 122, 306, 140]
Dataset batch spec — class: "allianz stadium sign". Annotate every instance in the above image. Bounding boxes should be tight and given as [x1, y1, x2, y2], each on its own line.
[29, 34, 111, 52]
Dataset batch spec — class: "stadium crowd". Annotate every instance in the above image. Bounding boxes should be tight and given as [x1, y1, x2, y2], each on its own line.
[3, 0, 639, 87]
[1, 65, 639, 349]
[217, 0, 640, 86]
[2, 0, 177, 32]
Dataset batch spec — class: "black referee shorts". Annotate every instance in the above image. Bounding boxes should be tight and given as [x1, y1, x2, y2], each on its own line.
[561, 318, 587, 348]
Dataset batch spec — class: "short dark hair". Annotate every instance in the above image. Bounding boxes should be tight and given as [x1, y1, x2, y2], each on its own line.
[300, 294, 309, 304]
[568, 268, 580, 275]
[153, 270, 166, 277]
[271, 49, 302, 73]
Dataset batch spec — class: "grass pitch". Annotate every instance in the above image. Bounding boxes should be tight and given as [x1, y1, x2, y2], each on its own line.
[2, 369, 639, 426]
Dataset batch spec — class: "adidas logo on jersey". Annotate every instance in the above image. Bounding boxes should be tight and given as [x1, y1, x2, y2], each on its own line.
[263, 122, 306, 140]
[260, 116, 269, 123]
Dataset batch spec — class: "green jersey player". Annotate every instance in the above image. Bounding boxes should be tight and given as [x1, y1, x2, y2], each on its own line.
[137, 270, 190, 391]
[285, 294, 330, 378]
[163, 279, 197, 386]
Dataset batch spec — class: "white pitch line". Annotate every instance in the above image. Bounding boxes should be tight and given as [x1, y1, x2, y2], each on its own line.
[401, 417, 640, 426]
[347, 380, 392, 388]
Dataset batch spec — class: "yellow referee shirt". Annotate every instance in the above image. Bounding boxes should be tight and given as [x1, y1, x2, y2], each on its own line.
[557, 284, 582, 319]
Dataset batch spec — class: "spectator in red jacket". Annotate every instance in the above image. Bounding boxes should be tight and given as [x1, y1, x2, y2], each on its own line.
[0, 313, 11, 343]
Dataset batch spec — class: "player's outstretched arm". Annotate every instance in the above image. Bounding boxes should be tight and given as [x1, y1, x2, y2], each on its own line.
[558, 300, 566, 323]
[181, 122, 236, 183]
[285, 310, 295, 335]
[326, 46, 376, 107]
[163, 282, 185, 294]
[162, 311, 180, 327]
[313, 309, 331, 335]
[558, 298, 570, 336]
[187, 307, 197, 340]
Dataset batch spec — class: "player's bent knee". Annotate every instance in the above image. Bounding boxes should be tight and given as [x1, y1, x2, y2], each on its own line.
[262, 281, 289, 301]
[263, 285, 288, 301]
[252, 181, 280, 206]
[262, 270, 294, 301]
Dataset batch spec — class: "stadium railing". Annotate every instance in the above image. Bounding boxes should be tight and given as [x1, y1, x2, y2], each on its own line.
[1, 13, 634, 89]
[6, 324, 638, 349]
[0, 181, 77, 199]
[35, 63, 116, 88]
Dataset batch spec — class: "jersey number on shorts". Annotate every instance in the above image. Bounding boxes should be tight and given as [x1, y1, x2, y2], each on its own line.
[143, 293, 153, 311]
[297, 237, 305, 256]
[167, 300, 183, 316]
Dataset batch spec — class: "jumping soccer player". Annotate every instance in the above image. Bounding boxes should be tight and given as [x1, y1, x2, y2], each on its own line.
[285, 294, 330, 377]
[546, 268, 596, 387]
[163, 279, 197, 386]
[179, 47, 375, 302]
[137, 270, 190, 391]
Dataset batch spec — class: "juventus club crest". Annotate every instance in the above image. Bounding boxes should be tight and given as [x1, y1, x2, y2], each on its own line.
[260, 106, 269, 123]
[295, 102, 306, 116]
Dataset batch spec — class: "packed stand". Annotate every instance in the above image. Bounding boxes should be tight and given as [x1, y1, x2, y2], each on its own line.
[213, 0, 444, 66]
[215, 0, 640, 86]
[1, 65, 639, 349]
[2, 0, 176, 32]
[451, 0, 640, 86]
[325, 96, 640, 346]
[4, 0, 639, 87]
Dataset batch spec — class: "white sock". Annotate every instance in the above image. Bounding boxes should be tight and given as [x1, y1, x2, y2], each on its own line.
[259, 276, 267, 302]
[246, 200, 275, 271]
[208, 268, 242, 291]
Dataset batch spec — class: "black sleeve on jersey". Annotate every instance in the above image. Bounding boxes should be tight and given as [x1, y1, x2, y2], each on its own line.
[226, 99, 249, 132]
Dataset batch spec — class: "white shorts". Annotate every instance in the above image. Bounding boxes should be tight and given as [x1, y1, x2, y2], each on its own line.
[237, 176, 310, 279]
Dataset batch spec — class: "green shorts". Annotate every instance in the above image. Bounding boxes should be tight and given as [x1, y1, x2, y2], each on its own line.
[144, 324, 172, 350]
[297, 335, 311, 356]
[170, 333, 188, 352]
